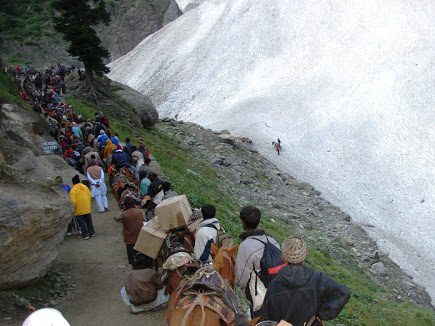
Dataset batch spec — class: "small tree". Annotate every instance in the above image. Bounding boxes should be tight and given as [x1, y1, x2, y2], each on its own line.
[53, 0, 110, 85]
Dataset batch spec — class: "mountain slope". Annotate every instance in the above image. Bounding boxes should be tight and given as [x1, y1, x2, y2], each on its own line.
[0, 0, 181, 67]
[108, 0, 435, 302]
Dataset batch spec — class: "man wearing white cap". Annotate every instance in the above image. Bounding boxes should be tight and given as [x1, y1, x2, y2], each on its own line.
[260, 237, 350, 326]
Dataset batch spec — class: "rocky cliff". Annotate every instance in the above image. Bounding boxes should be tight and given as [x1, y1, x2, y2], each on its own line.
[0, 103, 76, 289]
[96, 0, 181, 61]
[0, 0, 181, 67]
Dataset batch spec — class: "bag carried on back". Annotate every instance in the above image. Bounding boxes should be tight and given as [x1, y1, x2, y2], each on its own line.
[248, 236, 285, 313]
[199, 224, 234, 263]
[254, 237, 286, 286]
[249, 270, 267, 312]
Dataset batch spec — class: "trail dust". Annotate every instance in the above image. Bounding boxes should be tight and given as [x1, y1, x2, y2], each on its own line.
[58, 191, 165, 325]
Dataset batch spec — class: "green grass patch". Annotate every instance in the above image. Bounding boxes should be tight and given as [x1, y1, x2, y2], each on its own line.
[65, 95, 435, 325]
[0, 71, 29, 107]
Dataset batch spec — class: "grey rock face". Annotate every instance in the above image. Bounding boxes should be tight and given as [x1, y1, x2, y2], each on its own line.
[97, 0, 181, 61]
[0, 103, 75, 289]
[112, 81, 159, 128]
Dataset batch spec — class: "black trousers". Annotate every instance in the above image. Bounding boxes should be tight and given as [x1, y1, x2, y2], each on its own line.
[76, 213, 95, 238]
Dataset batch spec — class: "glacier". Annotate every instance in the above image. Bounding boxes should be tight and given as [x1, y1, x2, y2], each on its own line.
[108, 0, 435, 301]
[175, 0, 207, 13]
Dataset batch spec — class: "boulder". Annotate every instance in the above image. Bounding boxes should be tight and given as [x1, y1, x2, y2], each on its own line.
[218, 134, 236, 146]
[111, 81, 159, 128]
[0, 103, 76, 289]
[0, 186, 72, 289]
[370, 262, 388, 276]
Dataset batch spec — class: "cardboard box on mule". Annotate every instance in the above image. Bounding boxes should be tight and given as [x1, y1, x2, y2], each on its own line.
[134, 217, 167, 259]
[187, 218, 203, 235]
[155, 195, 192, 231]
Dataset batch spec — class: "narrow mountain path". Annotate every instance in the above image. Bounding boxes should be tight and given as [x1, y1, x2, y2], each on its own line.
[58, 191, 165, 325]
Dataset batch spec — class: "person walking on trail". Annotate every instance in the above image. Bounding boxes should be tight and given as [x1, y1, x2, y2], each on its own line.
[235, 206, 282, 316]
[86, 156, 108, 213]
[194, 204, 221, 262]
[236, 206, 281, 287]
[69, 175, 95, 240]
[131, 149, 145, 179]
[123, 137, 133, 159]
[97, 129, 109, 149]
[84, 149, 101, 168]
[272, 138, 282, 155]
[111, 133, 120, 146]
[111, 145, 130, 170]
[139, 169, 151, 198]
[137, 137, 150, 159]
[121, 197, 153, 269]
[71, 122, 82, 140]
[260, 237, 350, 325]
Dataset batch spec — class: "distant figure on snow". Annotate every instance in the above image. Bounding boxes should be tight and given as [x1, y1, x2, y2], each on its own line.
[272, 138, 282, 155]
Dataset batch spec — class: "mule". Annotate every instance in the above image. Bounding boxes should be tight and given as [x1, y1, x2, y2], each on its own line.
[211, 243, 238, 288]
[167, 266, 259, 326]
[110, 167, 139, 207]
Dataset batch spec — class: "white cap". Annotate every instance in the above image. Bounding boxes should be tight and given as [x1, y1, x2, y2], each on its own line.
[22, 308, 70, 326]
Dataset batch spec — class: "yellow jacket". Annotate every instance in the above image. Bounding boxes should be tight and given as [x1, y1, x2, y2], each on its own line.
[69, 183, 92, 216]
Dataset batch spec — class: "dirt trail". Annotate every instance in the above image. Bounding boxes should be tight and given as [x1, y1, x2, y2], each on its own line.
[57, 191, 165, 326]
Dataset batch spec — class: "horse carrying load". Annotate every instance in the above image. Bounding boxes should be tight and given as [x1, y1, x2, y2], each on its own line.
[123, 195, 242, 325]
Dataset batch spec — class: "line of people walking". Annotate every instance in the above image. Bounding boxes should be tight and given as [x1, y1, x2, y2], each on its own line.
[8, 64, 350, 325]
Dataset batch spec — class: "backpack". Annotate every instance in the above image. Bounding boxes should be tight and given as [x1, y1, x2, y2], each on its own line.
[253, 237, 285, 287]
[207, 224, 233, 249]
[199, 224, 233, 263]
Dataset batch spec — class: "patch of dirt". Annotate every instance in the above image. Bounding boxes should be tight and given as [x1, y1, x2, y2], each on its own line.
[2, 191, 166, 325]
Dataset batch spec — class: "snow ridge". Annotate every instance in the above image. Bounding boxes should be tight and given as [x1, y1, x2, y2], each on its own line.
[109, 0, 435, 302]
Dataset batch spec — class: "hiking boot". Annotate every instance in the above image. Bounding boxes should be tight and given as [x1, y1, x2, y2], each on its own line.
[66, 232, 72, 236]
[91, 233, 96, 237]
[83, 236, 90, 240]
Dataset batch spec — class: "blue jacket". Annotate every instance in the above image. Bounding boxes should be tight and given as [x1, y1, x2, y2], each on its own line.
[112, 150, 130, 170]
[97, 134, 109, 147]
[111, 136, 120, 146]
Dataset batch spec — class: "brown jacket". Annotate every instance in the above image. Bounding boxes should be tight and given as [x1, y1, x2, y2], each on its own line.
[121, 208, 145, 244]
[125, 269, 163, 305]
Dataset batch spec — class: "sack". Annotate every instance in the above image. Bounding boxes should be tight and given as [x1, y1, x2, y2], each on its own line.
[249, 271, 267, 312]
[125, 269, 161, 305]
[254, 237, 285, 287]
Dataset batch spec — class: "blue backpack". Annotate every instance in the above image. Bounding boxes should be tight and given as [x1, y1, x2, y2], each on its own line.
[254, 237, 285, 287]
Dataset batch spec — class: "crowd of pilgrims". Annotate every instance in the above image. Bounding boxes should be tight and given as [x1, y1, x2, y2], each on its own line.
[8, 65, 350, 326]
[7, 63, 174, 240]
